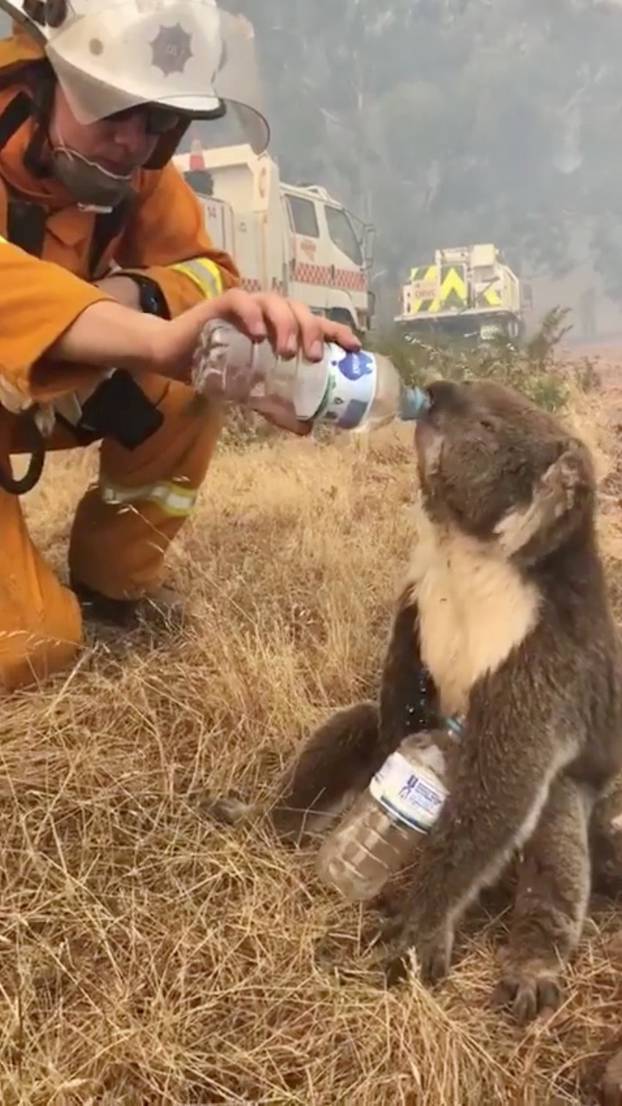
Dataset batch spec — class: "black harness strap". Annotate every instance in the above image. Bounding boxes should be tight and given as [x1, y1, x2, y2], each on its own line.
[0, 414, 45, 496]
[0, 89, 31, 149]
[0, 89, 48, 261]
[0, 83, 133, 275]
[0, 90, 48, 495]
[0, 93, 47, 256]
[89, 195, 134, 279]
[7, 196, 46, 256]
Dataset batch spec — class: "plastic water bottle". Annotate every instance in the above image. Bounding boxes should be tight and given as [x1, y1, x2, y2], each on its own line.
[316, 718, 463, 903]
[191, 319, 430, 431]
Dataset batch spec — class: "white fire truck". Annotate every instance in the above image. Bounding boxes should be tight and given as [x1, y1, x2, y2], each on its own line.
[173, 131, 375, 336]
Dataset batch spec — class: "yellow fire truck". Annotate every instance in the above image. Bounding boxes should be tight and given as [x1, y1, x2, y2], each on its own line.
[395, 243, 526, 343]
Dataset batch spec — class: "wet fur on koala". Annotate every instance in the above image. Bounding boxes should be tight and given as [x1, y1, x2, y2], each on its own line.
[213, 378, 622, 1023]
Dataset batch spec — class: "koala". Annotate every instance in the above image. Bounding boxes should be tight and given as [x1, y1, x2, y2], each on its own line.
[246, 377, 622, 1023]
[590, 779, 622, 1105]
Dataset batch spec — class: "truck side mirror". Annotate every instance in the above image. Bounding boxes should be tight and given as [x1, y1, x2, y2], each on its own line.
[364, 224, 376, 270]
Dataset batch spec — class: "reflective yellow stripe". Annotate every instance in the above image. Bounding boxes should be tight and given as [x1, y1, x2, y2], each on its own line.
[170, 256, 223, 299]
[100, 479, 198, 518]
[476, 286, 503, 308]
[409, 264, 437, 314]
[430, 266, 468, 313]
[409, 264, 468, 314]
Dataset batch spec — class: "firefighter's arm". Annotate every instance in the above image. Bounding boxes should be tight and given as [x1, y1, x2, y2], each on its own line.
[113, 162, 240, 316]
[0, 235, 115, 404]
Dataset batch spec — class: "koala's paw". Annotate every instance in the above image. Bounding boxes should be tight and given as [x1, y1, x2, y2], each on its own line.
[492, 961, 562, 1025]
[371, 881, 413, 920]
[202, 791, 252, 826]
[384, 922, 454, 988]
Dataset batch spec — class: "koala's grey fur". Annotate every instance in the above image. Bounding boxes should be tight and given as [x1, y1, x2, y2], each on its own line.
[212, 378, 622, 1030]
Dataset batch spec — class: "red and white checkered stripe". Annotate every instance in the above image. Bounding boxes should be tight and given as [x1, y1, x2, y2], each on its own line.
[293, 262, 333, 285]
[240, 269, 366, 294]
[293, 264, 367, 292]
[240, 277, 287, 294]
[334, 268, 367, 292]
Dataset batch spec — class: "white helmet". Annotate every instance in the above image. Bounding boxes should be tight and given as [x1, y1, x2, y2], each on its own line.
[2, 0, 269, 152]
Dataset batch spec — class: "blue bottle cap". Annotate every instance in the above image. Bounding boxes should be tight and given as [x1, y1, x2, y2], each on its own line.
[400, 386, 431, 422]
[445, 716, 465, 739]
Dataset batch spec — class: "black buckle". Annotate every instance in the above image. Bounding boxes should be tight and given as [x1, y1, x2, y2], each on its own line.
[70, 371, 164, 451]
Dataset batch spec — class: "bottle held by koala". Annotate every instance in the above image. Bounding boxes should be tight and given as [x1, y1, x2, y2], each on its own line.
[316, 718, 463, 903]
[191, 319, 430, 432]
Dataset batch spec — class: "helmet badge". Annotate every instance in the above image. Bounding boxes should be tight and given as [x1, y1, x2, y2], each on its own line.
[150, 23, 193, 76]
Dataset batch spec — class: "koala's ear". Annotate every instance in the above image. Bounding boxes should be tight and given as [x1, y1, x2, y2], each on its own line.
[494, 438, 594, 564]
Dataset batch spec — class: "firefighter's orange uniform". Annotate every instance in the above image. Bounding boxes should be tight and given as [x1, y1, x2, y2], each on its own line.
[0, 30, 240, 691]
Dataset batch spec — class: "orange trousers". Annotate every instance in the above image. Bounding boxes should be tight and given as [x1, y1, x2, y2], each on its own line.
[0, 374, 224, 691]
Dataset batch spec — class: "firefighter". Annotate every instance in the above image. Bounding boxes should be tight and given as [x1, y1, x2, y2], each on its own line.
[0, 0, 359, 691]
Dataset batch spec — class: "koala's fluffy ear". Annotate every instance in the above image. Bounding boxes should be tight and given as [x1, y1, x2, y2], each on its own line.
[494, 437, 594, 565]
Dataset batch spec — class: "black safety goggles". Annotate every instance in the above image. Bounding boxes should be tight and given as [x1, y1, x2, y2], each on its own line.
[104, 104, 183, 135]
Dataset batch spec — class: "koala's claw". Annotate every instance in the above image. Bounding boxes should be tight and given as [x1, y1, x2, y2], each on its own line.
[383, 928, 453, 988]
[378, 912, 406, 943]
[418, 933, 453, 985]
[371, 885, 409, 919]
[201, 790, 251, 826]
[383, 947, 410, 987]
[492, 966, 562, 1025]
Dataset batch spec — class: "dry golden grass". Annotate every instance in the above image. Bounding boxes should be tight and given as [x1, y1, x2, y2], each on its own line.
[4, 392, 622, 1105]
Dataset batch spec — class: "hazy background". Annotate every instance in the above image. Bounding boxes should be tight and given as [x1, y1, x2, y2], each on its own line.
[4, 1, 622, 336]
[227, 0, 622, 337]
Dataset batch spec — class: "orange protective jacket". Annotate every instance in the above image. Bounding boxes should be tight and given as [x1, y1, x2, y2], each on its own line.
[0, 28, 239, 408]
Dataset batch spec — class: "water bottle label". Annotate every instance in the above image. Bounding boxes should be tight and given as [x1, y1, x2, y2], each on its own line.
[315, 346, 378, 430]
[369, 751, 447, 833]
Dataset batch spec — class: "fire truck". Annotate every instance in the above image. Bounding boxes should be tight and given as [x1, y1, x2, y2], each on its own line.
[173, 131, 375, 336]
[394, 243, 526, 343]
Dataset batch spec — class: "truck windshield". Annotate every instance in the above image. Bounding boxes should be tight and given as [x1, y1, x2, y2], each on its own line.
[326, 207, 363, 266]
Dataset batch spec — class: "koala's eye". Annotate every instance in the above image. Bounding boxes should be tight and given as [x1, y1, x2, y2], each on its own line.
[479, 418, 496, 432]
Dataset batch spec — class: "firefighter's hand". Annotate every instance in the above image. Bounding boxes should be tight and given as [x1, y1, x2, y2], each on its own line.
[44, 290, 361, 438]
[153, 288, 360, 370]
[203, 290, 361, 363]
[157, 289, 362, 436]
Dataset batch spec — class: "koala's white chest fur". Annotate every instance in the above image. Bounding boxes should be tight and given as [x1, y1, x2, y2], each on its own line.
[406, 498, 541, 716]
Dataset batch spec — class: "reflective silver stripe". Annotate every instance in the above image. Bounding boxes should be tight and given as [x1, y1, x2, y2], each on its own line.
[100, 479, 198, 518]
[170, 256, 223, 299]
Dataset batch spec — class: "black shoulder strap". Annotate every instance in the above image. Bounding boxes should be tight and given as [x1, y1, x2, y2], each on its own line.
[0, 77, 133, 273]
[6, 195, 46, 256]
[0, 80, 50, 495]
[0, 89, 31, 149]
[89, 195, 134, 278]
[0, 87, 46, 256]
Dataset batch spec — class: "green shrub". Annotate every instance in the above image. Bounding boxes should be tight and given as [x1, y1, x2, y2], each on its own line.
[368, 306, 597, 414]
